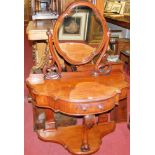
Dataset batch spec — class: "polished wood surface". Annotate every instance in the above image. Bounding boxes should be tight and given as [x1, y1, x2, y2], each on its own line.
[53, 1, 108, 65]
[27, 70, 128, 115]
[110, 98, 127, 122]
[37, 122, 115, 155]
[26, 20, 54, 40]
[26, 20, 65, 72]
[27, 70, 128, 154]
[105, 14, 130, 29]
[26, 1, 129, 154]
[59, 43, 96, 62]
[115, 38, 130, 55]
[76, 60, 124, 72]
[96, 0, 104, 15]
[24, 0, 31, 21]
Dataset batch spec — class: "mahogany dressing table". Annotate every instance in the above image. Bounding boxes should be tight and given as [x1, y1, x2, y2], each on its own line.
[26, 1, 129, 154]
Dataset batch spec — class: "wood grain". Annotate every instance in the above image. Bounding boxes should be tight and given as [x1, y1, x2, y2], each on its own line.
[26, 20, 53, 40]
[37, 122, 115, 155]
[27, 70, 128, 115]
[59, 43, 96, 62]
[53, 1, 108, 65]
[26, 1, 129, 154]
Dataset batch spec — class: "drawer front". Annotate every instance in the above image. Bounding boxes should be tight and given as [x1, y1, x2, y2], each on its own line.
[54, 95, 119, 116]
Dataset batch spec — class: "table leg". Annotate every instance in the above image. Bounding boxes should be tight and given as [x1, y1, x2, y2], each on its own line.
[81, 115, 95, 152]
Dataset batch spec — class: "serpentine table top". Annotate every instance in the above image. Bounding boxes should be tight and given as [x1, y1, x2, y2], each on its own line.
[27, 70, 129, 116]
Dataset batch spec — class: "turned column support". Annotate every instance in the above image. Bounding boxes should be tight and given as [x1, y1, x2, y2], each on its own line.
[81, 114, 96, 152]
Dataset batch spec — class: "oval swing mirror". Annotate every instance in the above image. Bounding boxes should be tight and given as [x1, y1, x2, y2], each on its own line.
[53, 1, 108, 65]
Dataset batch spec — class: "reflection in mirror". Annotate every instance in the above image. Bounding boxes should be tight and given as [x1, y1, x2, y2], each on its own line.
[58, 6, 104, 63]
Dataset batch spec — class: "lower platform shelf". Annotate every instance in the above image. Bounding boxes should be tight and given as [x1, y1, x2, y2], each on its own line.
[37, 121, 116, 155]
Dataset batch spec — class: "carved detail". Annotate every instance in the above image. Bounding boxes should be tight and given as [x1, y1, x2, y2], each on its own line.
[26, 1, 129, 155]
[44, 29, 62, 77]
[95, 33, 109, 71]
[81, 115, 96, 152]
[94, 30, 114, 75]
[53, 1, 108, 65]
[98, 62, 112, 75]
[32, 42, 49, 72]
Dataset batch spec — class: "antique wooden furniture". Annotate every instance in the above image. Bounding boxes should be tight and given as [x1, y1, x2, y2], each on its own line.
[26, 20, 55, 72]
[115, 38, 130, 55]
[116, 38, 130, 73]
[26, 0, 105, 73]
[26, 0, 59, 73]
[120, 50, 130, 65]
[26, 1, 129, 154]
[26, 20, 65, 72]
[104, 0, 130, 30]
[104, 14, 130, 29]
[24, 0, 31, 22]
[26, 20, 54, 40]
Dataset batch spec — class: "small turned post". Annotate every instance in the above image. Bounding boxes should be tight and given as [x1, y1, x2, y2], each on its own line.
[46, 29, 62, 74]
[81, 115, 96, 152]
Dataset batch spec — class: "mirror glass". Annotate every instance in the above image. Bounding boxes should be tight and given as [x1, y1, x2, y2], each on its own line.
[57, 5, 104, 63]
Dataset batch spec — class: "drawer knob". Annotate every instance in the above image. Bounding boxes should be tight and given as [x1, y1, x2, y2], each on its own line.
[82, 106, 87, 111]
[98, 105, 103, 110]
[115, 102, 119, 105]
[115, 89, 121, 93]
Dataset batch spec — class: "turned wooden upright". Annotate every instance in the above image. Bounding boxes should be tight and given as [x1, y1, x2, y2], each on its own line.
[26, 1, 129, 154]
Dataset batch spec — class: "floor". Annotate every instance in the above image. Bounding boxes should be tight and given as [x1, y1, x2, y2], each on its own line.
[24, 26, 130, 155]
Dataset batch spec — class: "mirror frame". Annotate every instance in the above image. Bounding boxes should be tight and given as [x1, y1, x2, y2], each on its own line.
[53, 1, 108, 65]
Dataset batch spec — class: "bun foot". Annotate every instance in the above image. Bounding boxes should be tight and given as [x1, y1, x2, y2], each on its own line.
[81, 144, 90, 152]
